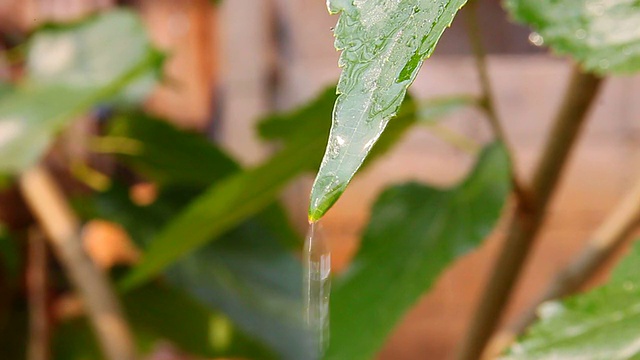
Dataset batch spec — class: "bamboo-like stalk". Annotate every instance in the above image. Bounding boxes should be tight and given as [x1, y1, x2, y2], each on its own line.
[455, 67, 603, 360]
[484, 175, 640, 358]
[20, 166, 136, 360]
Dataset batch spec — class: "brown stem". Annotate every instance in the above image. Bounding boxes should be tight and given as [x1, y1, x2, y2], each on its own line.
[27, 228, 49, 360]
[455, 66, 603, 360]
[19, 166, 137, 360]
[485, 175, 640, 357]
[463, 0, 530, 206]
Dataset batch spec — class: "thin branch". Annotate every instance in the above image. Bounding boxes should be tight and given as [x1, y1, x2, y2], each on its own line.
[485, 175, 640, 358]
[463, 1, 531, 205]
[421, 121, 482, 154]
[19, 166, 137, 360]
[455, 66, 603, 360]
[27, 228, 49, 360]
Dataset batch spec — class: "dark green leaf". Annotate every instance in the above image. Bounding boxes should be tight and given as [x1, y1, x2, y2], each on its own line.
[121, 87, 417, 289]
[503, 240, 640, 360]
[121, 86, 478, 291]
[309, 0, 469, 221]
[328, 142, 511, 360]
[83, 113, 309, 359]
[107, 112, 239, 187]
[0, 226, 19, 279]
[0, 10, 159, 174]
[81, 184, 308, 359]
[53, 284, 273, 359]
[505, 0, 640, 74]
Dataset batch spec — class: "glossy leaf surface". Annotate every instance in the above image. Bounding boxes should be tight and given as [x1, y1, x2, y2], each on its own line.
[328, 143, 511, 360]
[122, 87, 420, 289]
[309, 0, 468, 221]
[506, 0, 640, 74]
[503, 241, 640, 359]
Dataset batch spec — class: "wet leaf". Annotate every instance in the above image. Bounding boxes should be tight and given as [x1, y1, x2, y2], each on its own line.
[328, 143, 511, 360]
[121, 87, 420, 289]
[0, 10, 159, 174]
[309, 0, 468, 221]
[506, 0, 640, 74]
[502, 240, 640, 360]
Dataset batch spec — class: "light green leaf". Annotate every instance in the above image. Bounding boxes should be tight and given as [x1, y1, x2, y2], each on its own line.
[0, 10, 159, 174]
[309, 0, 468, 221]
[502, 240, 640, 360]
[0, 82, 11, 99]
[26, 11, 156, 92]
[505, 0, 640, 74]
[121, 87, 420, 289]
[328, 142, 511, 360]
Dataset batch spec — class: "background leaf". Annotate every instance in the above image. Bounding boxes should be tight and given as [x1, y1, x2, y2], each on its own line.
[121, 86, 419, 289]
[53, 284, 274, 359]
[309, 0, 468, 221]
[0, 9, 159, 174]
[505, 0, 640, 74]
[503, 240, 640, 360]
[81, 113, 310, 359]
[327, 142, 511, 360]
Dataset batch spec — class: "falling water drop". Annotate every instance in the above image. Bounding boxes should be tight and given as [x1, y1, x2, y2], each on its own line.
[304, 222, 331, 358]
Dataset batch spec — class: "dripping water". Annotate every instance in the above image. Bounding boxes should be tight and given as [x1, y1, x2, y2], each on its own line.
[304, 222, 331, 358]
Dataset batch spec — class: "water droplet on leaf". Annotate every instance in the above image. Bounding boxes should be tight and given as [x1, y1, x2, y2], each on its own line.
[528, 32, 544, 46]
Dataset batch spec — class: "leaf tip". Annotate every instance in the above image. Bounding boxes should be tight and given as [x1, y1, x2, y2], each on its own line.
[308, 174, 347, 223]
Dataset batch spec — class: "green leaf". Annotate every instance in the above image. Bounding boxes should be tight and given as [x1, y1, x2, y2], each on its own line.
[416, 95, 478, 124]
[121, 87, 419, 289]
[502, 240, 640, 360]
[26, 11, 157, 94]
[82, 113, 309, 359]
[83, 183, 309, 359]
[0, 226, 19, 279]
[309, 0, 468, 221]
[505, 0, 640, 74]
[53, 284, 274, 359]
[0, 10, 159, 174]
[327, 142, 511, 360]
[106, 112, 239, 187]
[0, 82, 11, 99]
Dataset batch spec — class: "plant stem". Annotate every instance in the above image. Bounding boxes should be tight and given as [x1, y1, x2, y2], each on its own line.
[27, 228, 49, 360]
[455, 66, 603, 360]
[19, 166, 137, 360]
[421, 122, 481, 154]
[463, 1, 530, 205]
[485, 175, 640, 357]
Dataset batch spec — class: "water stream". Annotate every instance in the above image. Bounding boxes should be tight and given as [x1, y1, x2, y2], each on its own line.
[304, 222, 331, 358]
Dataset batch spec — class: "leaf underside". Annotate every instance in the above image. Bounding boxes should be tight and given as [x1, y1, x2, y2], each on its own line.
[506, 0, 640, 74]
[309, 0, 468, 221]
